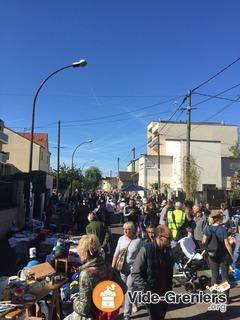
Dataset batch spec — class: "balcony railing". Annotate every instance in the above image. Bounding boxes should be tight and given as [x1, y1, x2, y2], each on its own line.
[152, 139, 158, 148]
[148, 136, 152, 144]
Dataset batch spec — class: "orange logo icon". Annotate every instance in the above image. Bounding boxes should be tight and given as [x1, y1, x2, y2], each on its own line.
[92, 280, 124, 312]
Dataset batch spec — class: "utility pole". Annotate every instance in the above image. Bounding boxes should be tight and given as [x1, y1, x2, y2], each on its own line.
[117, 157, 120, 190]
[117, 157, 120, 175]
[110, 170, 112, 190]
[56, 120, 60, 194]
[186, 90, 192, 199]
[157, 132, 161, 194]
[132, 148, 136, 185]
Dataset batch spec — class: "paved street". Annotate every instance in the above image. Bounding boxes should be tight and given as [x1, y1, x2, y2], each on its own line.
[0, 212, 239, 320]
[109, 213, 240, 320]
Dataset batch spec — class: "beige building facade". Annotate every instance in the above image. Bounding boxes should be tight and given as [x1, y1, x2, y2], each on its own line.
[147, 121, 237, 158]
[3, 128, 51, 174]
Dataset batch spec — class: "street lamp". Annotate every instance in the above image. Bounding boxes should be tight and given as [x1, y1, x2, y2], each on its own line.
[80, 160, 94, 194]
[29, 59, 87, 174]
[70, 140, 92, 195]
[27, 59, 87, 217]
[81, 159, 95, 172]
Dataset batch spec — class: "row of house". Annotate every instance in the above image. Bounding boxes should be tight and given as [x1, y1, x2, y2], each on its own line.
[0, 120, 135, 198]
[1, 119, 239, 202]
[0, 120, 53, 188]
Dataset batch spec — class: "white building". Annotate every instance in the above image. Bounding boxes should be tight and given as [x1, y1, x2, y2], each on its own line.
[128, 121, 239, 198]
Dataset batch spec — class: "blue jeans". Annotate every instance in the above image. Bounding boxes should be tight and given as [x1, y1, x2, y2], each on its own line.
[233, 233, 240, 265]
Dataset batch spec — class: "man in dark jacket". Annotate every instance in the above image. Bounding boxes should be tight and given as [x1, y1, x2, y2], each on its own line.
[145, 201, 159, 227]
[86, 212, 110, 252]
[124, 198, 141, 226]
[74, 200, 90, 235]
[131, 225, 173, 320]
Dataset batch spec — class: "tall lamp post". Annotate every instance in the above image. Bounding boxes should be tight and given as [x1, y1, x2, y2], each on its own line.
[70, 140, 92, 196]
[80, 159, 94, 194]
[27, 59, 87, 218]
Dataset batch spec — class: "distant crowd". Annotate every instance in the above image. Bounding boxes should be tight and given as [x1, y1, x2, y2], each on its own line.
[43, 190, 239, 320]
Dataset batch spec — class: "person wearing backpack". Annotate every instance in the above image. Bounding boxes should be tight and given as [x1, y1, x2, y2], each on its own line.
[64, 234, 127, 320]
[202, 210, 233, 303]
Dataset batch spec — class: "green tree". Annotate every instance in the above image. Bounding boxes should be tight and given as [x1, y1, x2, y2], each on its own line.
[228, 141, 240, 158]
[228, 141, 240, 195]
[84, 166, 102, 189]
[182, 155, 201, 201]
[51, 163, 83, 191]
[149, 182, 158, 190]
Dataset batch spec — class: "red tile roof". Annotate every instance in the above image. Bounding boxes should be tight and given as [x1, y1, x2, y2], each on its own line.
[17, 132, 48, 148]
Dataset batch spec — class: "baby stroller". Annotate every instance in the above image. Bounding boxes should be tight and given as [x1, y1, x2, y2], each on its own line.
[172, 236, 210, 293]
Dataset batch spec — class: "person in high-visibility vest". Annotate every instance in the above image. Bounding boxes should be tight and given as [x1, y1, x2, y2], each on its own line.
[167, 201, 187, 272]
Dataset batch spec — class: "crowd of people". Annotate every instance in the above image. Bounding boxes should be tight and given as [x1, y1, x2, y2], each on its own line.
[45, 191, 239, 320]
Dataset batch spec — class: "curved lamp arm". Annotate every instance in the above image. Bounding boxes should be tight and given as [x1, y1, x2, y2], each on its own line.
[29, 59, 87, 173]
[70, 140, 92, 193]
[81, 159, 95, 172]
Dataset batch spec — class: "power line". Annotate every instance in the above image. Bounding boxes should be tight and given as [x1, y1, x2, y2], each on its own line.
[191, 94, 240, 131]
[192, 83, 240, 107]
[59, 111, 173, 127]
[164, 94, 240, 142]
[61, 95, 185, 124]
[192, 56, 240, 92]
[134, 101, 187, 157]
[193, 92, 240, 103]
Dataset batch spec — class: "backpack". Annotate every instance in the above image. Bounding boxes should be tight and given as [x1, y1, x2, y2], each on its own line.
[86, 264, 120, 320]
[206, 226, 223, 259]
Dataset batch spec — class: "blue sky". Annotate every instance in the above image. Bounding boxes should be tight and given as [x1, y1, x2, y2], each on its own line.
[1, 1, 240, 177]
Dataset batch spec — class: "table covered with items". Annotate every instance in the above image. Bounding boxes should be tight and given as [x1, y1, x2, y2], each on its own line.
[8, 230, 82, 267]
[0, 262, 67, 320]
[2, 231, 85, 319]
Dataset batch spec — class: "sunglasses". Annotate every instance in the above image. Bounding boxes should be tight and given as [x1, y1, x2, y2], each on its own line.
[123, 228, 131, 231]
[161, 235, 172, 240]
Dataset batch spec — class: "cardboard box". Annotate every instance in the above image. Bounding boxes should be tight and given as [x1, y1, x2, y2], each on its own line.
[28, 262, 56, 280]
